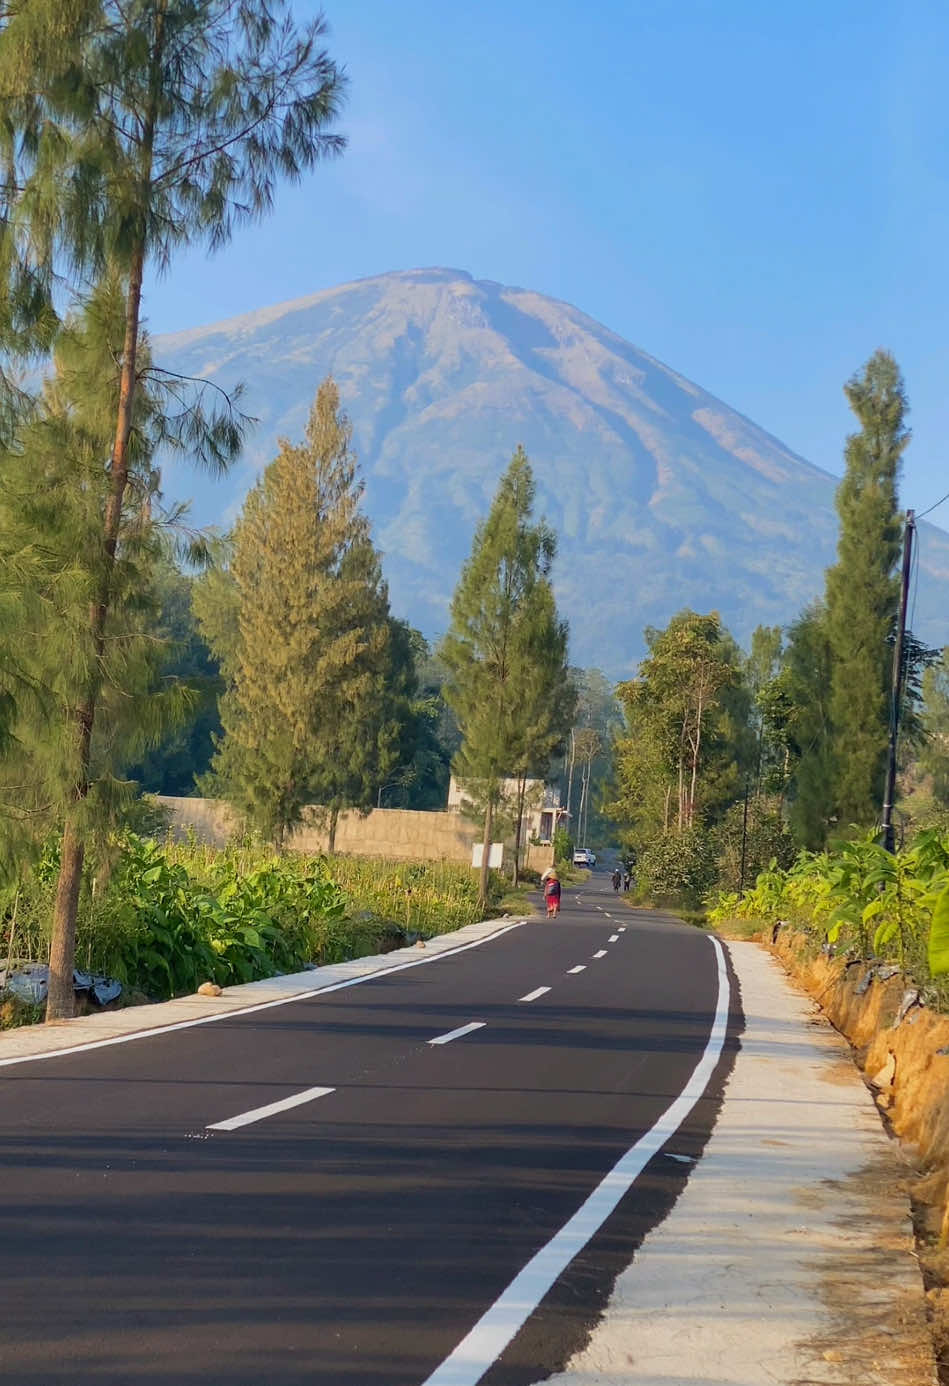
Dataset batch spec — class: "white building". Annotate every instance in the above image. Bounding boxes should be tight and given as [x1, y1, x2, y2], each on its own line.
[447, 776, 568, 844]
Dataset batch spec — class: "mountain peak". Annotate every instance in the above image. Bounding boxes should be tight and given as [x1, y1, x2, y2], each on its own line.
[155, 269, 949, 671]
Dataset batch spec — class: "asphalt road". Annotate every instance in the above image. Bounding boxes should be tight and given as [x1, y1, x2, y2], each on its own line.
[0, 876, 741, 1386]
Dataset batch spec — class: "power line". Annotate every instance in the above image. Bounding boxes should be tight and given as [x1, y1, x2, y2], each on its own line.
[916, 489, 949, 520]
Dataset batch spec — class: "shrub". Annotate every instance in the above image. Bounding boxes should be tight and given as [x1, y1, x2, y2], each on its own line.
[637, 828, 718, 909]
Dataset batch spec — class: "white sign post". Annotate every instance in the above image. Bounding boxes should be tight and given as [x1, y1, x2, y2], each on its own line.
[471, 842, 504, 869]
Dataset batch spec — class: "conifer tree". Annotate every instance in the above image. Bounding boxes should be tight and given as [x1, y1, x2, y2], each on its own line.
[507, 582, 575, 884]
[825, 351, 908, 828]
[441, 446, 562, 906]
[201, 379, 395, 846]
[0, 281, 194, 933]
[0, 1, 345, 1016]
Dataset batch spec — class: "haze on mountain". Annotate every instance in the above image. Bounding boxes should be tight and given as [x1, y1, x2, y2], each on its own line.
[156, 268, 949, 673]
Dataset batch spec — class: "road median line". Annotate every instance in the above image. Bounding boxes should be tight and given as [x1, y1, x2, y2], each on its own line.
[428, 1022, 486, 1046]
[208, 1085, 335, 1132]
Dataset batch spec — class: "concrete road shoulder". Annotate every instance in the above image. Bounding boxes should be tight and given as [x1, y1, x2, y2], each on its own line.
[537, 940, 937, 1386]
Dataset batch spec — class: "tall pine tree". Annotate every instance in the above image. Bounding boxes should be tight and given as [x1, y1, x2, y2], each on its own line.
[0, 281, 194, 894]
[441, 446, 567, 906]
[200, 379, 397, 847]
[507, 582, 575, 884]
[0, 1, 345, 1017]
[825, 351, 908, 828]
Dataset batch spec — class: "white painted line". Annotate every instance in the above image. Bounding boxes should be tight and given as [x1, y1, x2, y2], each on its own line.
[567, 965, 586, 974]
[519, 987, 551, 1003]
[0, 922, 526, 1070]
[609, 934, 619, 942]
[429, 1021, 486, 1046]
[605, 913, 612, 919]
[618, 926, 627, 933]
[421, 936, 731, 1386]
[208, 1085, 334, 1132]
[592, 949, 608, 959]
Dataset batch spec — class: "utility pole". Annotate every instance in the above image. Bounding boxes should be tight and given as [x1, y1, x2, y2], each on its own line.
[738, 780, 750, 897]
[881, 509, 915, 853]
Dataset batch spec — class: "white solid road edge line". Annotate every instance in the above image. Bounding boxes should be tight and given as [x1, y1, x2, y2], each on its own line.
[519, 986, 551, 1003]
[208, 1085, 335, 1132]
[0, 921, 527, 1070]
[429, 1021, 486, 1046]
[421, 935, 731, 1386]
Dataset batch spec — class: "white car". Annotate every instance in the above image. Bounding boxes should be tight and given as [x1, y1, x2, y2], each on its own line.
[573, 847, 596, 866]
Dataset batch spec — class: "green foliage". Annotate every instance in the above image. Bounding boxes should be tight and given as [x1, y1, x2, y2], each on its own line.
[921, 649, 949, 808]
[200, 379, 399, 844]
[442, 446, 571, 900]
[707, 830, 949, 1004]
[553, 826, 574, 866]
[824, 351, 907, 827]
[715, 799, 796, 893]
[610, 610, 744, 849]
[125, 566, 223, 796]
[0, 283, 195, 865]
[3, 835, 488, 1012]
[636, 827, 718, 909]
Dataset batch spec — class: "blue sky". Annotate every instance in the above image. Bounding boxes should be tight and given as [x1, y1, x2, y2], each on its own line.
[148, 0, 949, 530]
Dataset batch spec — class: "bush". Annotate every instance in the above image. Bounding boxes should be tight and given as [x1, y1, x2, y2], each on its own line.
[553, 827, 574, 866]
[706, 830, 949, 1008]
[715, 800, 796, 894]
[637, 828, 718, 909]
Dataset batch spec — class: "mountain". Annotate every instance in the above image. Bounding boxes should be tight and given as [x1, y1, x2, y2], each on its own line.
[155, 268, 949, 673]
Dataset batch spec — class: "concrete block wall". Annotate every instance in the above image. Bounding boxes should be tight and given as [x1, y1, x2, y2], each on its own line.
[157, 797, 481, 864]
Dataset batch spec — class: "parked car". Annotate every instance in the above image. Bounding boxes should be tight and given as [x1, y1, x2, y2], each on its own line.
[573, 847, 597, 866]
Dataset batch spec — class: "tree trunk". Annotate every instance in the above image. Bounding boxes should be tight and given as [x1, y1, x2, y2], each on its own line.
[565, 730, 576, 820]
[46, 817, 85, 1020]
[513, 774, 526, 887]
[663, 783, 671, 833]
[478, 793, 494, 911]
[677, 745, 685, 831]
[328, 805, 339, 855]
[688, 690, 705, 828]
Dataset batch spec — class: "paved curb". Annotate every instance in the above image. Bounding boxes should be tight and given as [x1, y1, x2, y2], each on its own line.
[537, 939, 937, 1386]
[0, 915, 526, 1065]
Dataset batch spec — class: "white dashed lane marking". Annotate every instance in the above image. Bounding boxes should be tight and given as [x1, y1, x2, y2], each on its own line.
[207, 1086, 335, 1132]
[567, 965, 586, 975]
[429, 1022, 486, 1046]
[519, 987, 551, 1003]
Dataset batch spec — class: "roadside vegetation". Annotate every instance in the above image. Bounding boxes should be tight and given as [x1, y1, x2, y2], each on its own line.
[0, 832, 497, 1028]
[708, 833, 949, 1006]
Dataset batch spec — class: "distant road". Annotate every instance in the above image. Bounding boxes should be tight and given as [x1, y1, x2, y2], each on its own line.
[0, 881, 738, 1385]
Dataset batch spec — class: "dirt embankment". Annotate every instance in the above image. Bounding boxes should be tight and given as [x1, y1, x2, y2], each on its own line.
[770, 927, 949, 1376]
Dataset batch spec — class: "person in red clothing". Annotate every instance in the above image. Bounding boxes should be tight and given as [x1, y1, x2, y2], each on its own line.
[544, 871, 562, 918]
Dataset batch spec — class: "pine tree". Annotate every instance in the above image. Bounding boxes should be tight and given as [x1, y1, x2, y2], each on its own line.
[777, 604, 835, 849]
[201, 379, 395, 847]
[506, 581, 575, 884]
[0, 281, 193, 907]
[825, 351, 908, 828]
[0, 1, 345, 1017]
[441, 446, 562, 906]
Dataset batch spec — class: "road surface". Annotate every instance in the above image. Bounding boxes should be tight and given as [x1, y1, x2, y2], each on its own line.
[0, 877, 740, 1385]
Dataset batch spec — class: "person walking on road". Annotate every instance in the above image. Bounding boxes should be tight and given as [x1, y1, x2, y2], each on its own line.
[611, 868, 621, 892]
[544, 871, 562, 918]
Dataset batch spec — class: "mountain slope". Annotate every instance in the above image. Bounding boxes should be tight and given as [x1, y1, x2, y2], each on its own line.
[155, 268, 949, 672]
